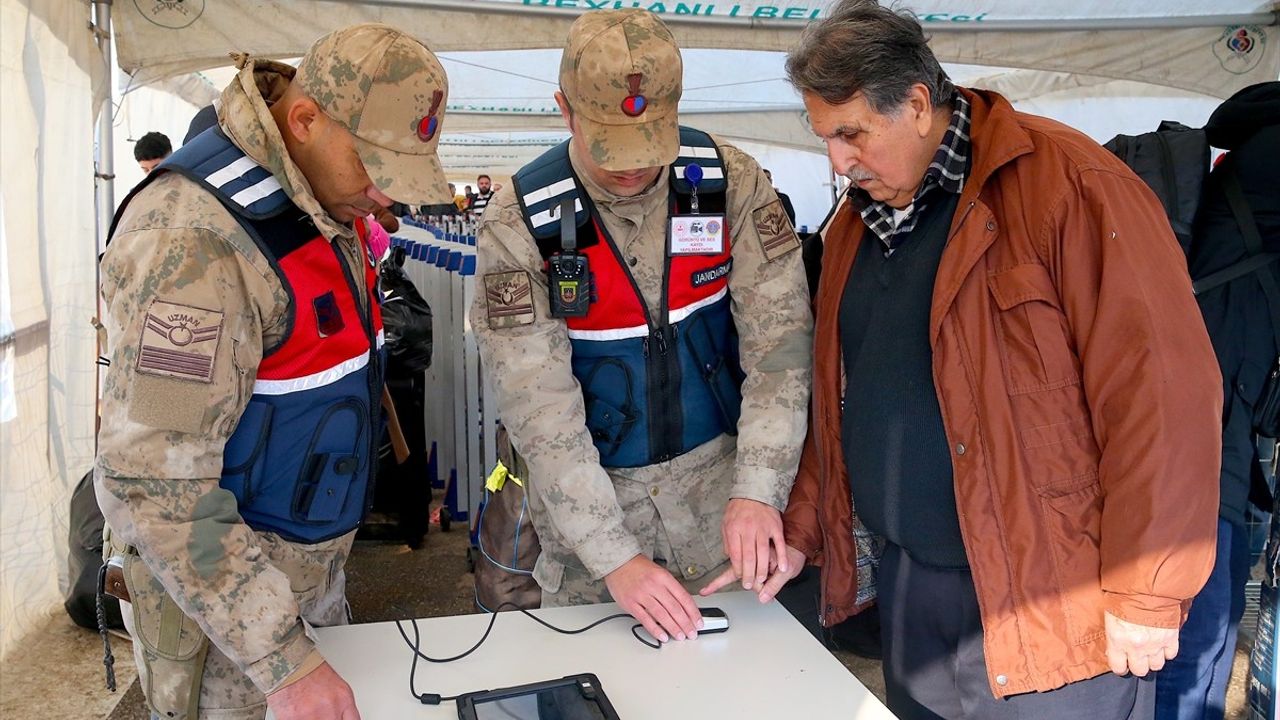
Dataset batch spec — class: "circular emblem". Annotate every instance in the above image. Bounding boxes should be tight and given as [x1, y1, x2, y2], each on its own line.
[1214, 25, 1266, 75]
[706, 220, 721, 236]
[416, 115, 439, 142]
[621, 95, 648, 117]
[134, 0, 205, 30]
[168, 326, 194, 346]
[1228, 28, 1255, 54]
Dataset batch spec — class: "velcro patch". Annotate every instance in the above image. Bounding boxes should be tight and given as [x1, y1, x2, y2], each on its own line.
[136, 300, 224, 383]
[692, 257, 733, 287]
[313, 291, 345, 338]
[753, 200, 800, 262]
[484, 271, 536, 329]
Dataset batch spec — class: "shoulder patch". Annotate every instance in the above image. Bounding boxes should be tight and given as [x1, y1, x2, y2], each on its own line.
[753, 200, 800, 262]
[136, 299, 224, 383]
[484, 271, 536, 329]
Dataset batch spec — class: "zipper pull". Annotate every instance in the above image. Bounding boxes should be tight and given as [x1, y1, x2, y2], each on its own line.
[642, 336, 650, 358]
[654, 328, 668, 354]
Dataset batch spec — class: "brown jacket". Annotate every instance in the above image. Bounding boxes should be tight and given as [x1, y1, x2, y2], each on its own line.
[783, 88, 1223, 697]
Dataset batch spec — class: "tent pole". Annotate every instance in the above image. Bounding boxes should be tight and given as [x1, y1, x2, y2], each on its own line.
[91, 0, 113, 447]
[92, 0, 114, 254]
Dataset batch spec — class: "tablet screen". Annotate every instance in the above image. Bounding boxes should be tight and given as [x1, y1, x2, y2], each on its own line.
[471, 682, 609, 720]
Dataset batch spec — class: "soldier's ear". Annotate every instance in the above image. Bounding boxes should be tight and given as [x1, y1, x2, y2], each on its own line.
[282, 96, 324, 145]
[554, 91, 575, 134]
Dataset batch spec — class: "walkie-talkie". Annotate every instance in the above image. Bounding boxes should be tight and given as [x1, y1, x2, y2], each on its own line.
[547, 197, 591, 318]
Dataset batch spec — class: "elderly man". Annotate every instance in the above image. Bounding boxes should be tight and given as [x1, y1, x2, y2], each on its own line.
[96, 24, 450, 720]
[710, 2, 1224, 718]
[473, 9, 812, 645]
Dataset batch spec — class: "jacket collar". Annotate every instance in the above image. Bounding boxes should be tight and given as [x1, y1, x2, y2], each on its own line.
[957, 87, 1035, 202]
[218, 60, 354, 242]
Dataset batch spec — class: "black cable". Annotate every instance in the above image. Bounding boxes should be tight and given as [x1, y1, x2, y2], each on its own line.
[394, 601, 654, 705]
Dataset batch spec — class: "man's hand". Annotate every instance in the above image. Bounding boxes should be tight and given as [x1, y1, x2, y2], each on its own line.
[721, 499, 788, 591]
[604, 555, 703, 643]
[266, 661, 360, 720]
[1104, 611, 1180, 677]
[701, 543, 806, 604]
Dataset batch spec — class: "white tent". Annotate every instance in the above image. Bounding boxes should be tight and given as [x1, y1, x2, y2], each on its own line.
[1, 0, 1277, 660]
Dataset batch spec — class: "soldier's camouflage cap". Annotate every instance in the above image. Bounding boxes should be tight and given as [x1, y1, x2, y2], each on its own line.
[294, 23, 451, 205]
[559, 10, 683, 172]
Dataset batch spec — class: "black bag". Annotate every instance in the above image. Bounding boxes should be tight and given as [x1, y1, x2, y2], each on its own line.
[380, 247, 433, 379]
[64, 470, 123, 630]
[1104, 121, 1210, 255]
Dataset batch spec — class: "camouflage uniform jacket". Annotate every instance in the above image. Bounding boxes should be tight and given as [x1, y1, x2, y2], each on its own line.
[473, 139, 813, 586]
[95, 60, 368, 694]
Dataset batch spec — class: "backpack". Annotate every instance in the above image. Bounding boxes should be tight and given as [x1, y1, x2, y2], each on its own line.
[64, 470, 123, 631]
[380, 246, 433, 379]
[473, 425, 542, 612]
[1103, 121, 1210, 255]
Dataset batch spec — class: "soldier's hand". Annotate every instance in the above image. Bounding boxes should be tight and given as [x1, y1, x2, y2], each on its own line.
[1104, 612, 1180, 677]
[604, 555, 703, 644]
[266, 660, 360, 720]
[700, 543, 805, 604]
[372, 206, 399, 233]
[721, 498, 788, 592]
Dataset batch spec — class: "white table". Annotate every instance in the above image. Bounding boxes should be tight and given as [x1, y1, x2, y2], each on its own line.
[314, 591, 896, 719]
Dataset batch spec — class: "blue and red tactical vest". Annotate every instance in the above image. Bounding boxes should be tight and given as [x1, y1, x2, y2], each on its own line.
[110, 128, 385, 544]
[512, 127, 744, 468]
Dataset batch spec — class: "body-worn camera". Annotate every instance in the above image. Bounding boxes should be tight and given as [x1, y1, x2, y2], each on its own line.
[548, 252, 591, 318]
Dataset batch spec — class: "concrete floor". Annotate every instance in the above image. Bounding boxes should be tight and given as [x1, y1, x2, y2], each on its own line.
[0, 510, 1255, 719]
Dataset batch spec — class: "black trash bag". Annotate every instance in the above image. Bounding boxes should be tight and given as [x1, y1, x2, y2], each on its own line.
[381, 247, 433, 379]
[65, 470, 123, 630]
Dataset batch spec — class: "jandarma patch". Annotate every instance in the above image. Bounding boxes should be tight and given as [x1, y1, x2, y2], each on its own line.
[692, 257, 733, 287]
[484, 271, 536, 328]
[135, 299, 224, 383]
[753, 200, 799, 262]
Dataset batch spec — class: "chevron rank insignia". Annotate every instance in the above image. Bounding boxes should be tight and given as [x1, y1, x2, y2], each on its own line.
[136, 300, 224, 383]
[753, 200, 799, 262]
[484, 271, 536, 329]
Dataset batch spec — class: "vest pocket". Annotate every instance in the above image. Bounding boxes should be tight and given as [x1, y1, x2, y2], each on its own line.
[683, 313, 744, 432]
[581, 358, 639, 457]
[294, 400, 367, 524]
[221, 401, 274, 504]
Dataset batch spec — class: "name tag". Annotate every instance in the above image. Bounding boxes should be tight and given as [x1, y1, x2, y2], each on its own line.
[668, 214, 726, 256]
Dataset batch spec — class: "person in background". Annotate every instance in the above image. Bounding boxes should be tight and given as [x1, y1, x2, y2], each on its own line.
[133, 131, 172, 173]
[763, 168, 796, 226]
[470, 174, 496, 215]
[729, 2, 1223, 718]
[1158, 80, 1280, 720]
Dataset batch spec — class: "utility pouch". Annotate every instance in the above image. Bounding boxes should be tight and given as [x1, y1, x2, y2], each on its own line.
[123, 551, 210, 720]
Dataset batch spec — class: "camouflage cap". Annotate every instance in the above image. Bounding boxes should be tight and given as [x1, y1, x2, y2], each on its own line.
[294, 23, 451, 205]
[560, 10, 682, 172]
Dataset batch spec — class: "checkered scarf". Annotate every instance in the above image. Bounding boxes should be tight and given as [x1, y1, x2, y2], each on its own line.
[851, 93, 971, 254]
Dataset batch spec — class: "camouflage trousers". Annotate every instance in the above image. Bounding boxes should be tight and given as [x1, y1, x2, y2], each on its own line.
[121, 530, 355, 720]
[536, 434, 738, 607]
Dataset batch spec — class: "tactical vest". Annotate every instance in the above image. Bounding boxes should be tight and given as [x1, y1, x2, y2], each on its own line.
[512, 127, 744, 468]
[110, 128, 385, 544]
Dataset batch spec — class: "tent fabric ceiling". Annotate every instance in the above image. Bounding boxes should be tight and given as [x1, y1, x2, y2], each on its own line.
[114, 0, 1279, 99]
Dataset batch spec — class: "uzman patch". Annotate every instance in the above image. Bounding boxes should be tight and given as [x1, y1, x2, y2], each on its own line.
[136, 299, 224, 383]
[753, 200, 800, 262]
[484, 271, 536, 329]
